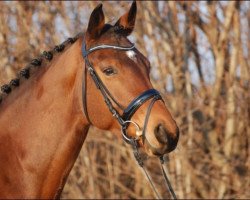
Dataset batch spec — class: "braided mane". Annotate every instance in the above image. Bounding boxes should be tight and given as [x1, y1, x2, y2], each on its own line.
[0, 24, 130, 105]
[0, 34, 81, 105]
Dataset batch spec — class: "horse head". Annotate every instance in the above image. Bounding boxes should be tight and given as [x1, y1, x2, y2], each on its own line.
[83, 2, 179, 157]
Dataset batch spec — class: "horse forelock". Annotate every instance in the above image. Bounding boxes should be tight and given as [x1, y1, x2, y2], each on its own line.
[0, 33, 82, 105]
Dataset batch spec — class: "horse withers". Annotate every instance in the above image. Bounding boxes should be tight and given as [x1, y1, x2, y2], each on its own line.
[0, 2, 179, 198]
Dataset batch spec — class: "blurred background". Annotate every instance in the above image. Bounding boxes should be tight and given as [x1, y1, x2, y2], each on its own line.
[0, 1, 249, 199]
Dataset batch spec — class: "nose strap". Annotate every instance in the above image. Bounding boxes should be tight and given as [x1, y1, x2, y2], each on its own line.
[122, 89, 162, 121]
[121, 89, 162, 144]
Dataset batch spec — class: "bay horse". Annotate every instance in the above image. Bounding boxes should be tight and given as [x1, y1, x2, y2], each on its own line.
[0, 2, 179, 198]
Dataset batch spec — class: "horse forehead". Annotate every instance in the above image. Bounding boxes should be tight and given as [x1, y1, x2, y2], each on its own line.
[126, 50, 137, 61]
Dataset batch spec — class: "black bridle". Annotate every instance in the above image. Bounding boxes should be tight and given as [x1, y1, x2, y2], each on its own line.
[81, 37, 177, 199]
[81, 39, 162, 145]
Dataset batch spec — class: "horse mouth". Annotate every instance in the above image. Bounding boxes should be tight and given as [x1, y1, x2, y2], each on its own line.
[138, 136, 169, 157]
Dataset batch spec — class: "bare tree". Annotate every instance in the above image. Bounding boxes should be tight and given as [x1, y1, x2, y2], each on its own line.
[0, 1, 249, 199]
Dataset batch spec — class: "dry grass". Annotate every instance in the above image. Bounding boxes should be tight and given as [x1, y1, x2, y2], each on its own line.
[62, 127, 174, 199]
[0, 1, 249, 199]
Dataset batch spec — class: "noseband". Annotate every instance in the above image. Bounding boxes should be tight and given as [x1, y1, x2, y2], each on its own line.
[81, 37, 177, 199]
[81, 39, 162, 145]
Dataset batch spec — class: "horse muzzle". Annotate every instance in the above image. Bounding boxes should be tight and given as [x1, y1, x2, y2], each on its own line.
[144, 123, 179, 156]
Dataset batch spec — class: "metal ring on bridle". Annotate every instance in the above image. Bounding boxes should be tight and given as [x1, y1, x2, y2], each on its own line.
[121, 120, 141, 143]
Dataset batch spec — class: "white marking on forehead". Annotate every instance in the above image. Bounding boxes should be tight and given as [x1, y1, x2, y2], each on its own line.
[126, 50, 137, 61]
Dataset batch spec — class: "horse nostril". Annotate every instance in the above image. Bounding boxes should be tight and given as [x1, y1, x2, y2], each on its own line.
[154, 123, 179, 152]
[154, 124, 168, 144]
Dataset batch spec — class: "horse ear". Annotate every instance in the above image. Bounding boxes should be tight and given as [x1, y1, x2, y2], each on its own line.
[86, 4, 105, 39]
[115, 1, 137, 36]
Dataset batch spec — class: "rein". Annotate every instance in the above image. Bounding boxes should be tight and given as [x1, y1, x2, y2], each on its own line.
[81, 37, 177, 199]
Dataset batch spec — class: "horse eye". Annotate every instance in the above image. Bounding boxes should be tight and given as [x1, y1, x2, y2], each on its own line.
[103, 67, 116, 76]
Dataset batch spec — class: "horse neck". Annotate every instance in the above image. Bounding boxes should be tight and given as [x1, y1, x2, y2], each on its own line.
[0, 38, 89, 198]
